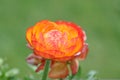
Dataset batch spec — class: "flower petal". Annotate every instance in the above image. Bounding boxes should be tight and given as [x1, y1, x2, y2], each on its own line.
[70, 59, 79, 75]
[26, 27, 33, 46]
[49, 62, 69, 79]
[77, 43, 88, 60]
[56, 21, 84, 41]
[35, 61, 45, 72]
[26, 53, 43, 65]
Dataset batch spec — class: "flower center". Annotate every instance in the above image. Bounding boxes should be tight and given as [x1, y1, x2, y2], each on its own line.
[44, 30, 63, 49]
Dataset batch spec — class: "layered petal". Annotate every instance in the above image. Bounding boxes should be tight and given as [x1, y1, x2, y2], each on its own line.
[26, 20, 86, 61]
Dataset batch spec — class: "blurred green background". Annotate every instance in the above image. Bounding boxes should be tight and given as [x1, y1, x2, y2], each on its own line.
[0, 0, 120, 79]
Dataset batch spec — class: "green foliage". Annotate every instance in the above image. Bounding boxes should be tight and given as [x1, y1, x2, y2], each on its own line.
[0, 58, 36, 80]
[0, 58, 19, 80]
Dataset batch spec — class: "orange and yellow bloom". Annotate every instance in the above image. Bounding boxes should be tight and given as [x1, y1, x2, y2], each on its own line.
[26, 20, 88, 79]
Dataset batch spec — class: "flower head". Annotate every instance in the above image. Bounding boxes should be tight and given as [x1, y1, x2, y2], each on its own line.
[26, 20, 86, 61]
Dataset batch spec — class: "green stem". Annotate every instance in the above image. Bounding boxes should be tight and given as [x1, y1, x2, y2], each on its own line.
[67, 64, 73, 80]
[42, 59, 50, 80]
[67, 63, 76, 80]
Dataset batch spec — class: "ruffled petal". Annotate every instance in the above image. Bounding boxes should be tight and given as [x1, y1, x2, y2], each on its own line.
[26, 27, 33, 46]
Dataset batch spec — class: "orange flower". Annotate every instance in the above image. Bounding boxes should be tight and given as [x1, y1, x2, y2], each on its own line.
[26, 20, 88, 79]
[26, 20, 86, 61]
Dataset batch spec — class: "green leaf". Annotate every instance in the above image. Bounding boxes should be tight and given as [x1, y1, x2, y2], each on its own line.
[86, 70, 99, 80]
[5, 68, 19, 77]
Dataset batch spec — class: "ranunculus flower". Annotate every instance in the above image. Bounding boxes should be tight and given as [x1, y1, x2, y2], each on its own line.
[26, 20, 88, 79]
[26, 20, 86, 61]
